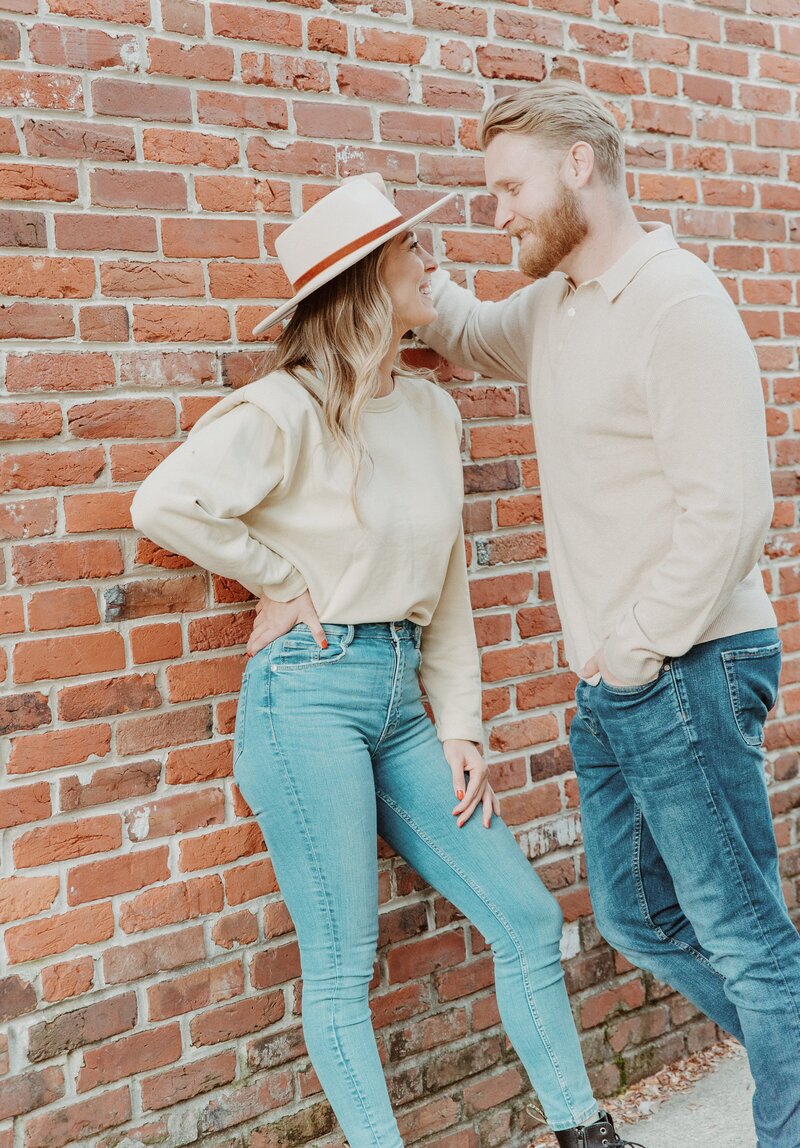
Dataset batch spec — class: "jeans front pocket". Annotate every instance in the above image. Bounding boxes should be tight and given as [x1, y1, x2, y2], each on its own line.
[721, 640, 782, 747]
[233, 665, 251, 766]
[599, 659, 671, 699]
[269, 624, 354, 672]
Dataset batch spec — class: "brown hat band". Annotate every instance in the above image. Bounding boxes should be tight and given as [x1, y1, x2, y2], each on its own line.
[292, 215, 404, 292]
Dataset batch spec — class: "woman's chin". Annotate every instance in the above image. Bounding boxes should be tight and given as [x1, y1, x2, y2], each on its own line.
[404, 302, 437, 330]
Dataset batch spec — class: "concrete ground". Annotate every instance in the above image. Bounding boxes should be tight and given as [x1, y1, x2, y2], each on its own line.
[629, 1048, 756, 1148]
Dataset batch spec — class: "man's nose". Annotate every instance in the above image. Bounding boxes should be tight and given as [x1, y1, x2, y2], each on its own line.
[494, 203, 513, 231]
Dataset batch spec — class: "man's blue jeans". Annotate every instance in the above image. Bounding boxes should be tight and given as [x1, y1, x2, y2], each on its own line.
[570, 627, 800, 1148]
[234, 620, 597, 1147]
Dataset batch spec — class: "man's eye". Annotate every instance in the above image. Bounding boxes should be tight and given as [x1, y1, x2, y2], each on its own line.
[410, 240, 419, 250]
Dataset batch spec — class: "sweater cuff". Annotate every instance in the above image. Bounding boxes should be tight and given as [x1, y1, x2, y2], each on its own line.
[436, 720, 485, 745]
[259, 567, 308, 603]
[602, 635, 664, 686]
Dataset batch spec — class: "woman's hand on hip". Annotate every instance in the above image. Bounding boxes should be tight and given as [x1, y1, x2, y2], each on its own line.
[443, 739, 501, 829]
[246, 590, 326, 656]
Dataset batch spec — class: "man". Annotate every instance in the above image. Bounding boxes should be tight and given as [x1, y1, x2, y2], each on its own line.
[413, 80, 800, 1148]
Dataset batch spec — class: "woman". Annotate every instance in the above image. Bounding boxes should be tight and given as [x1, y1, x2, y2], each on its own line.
[130, 175, 642, 1148]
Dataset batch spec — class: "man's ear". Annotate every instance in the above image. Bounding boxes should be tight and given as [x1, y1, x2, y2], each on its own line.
[565, 141, 595, 188]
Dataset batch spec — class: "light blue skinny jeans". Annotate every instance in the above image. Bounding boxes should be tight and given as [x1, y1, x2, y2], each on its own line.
[233, 619, 597, 1146]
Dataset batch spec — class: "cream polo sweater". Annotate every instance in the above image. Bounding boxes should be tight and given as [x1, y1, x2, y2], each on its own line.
[419, 222, 776, 685]
[130, 367, 484, 744]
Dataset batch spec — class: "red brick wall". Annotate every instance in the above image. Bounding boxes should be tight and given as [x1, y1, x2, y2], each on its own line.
[2, 1, 799, 1145]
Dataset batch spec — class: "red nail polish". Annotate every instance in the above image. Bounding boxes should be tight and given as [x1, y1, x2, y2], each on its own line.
[321, 639, 328, 649]
[457, 790, 464, 800]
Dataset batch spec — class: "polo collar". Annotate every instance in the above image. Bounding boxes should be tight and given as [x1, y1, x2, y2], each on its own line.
[564, 222, 678, 302]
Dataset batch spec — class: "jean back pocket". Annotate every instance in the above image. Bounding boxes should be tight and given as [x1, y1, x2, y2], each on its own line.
[721, 640, 782, 747]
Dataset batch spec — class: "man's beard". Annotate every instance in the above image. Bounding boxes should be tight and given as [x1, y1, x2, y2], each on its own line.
[515, 182, 589, 280]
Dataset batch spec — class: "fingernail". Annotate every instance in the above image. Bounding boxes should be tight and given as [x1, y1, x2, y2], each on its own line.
[321, 639, 328, 649]
[457, 790, 464, 800]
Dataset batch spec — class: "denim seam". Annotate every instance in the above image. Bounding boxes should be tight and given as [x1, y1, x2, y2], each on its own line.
[673, 663, 800, 1039]
[374, 788, 584, 1126]
[630, 804, 723, 981]
[265, 667, 385, 1146]
[374, 633, 405, 751]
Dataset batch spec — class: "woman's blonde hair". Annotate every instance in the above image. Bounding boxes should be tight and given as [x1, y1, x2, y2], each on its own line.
[478, 80, 624, 186]
[250, 238, 418, 519]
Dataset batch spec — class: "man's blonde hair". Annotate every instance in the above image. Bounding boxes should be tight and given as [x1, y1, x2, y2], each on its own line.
[478, 80, 625, 185]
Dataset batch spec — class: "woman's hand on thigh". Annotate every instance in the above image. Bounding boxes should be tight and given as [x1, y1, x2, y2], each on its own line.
[443, 739, 501, 829]
[246, 590, 326, 656]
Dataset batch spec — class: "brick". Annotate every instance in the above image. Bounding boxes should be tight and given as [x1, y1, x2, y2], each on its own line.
[60, 759, 161, 811]
[0, 255, 92, 297]
[13, 630, 125, 683]
[580, 977, 646, 1029]
[0, 875, 59, 924]
[140, 1050, 236, 1110]
[27, 993, 137, 1061]
[197, 89, 287, 130]
[242, 51, 329, 92]
[0, 71, 83, 112]
[481, 642, 554, 682]
[0, 300, 74, 339]
[28, 587, 100, 631]
[0, 1067, 64, 1122]
[40, 957, 94, 1003]
[123, 877, 223, 940]
[29, 24, 136, 68]
[125, 789, 225, 842]
[0, 401, 61, 440]
[147, 37, 233, 82]
[103, 926, 206, 984]
[132, 621, 183, 663]
[22, 1086, 131, 1148]
[77, 1024, 182, 1091]
[412, 0, 487, 35]
[0, 781, 50, 829]
[91, 168, 187, 210]
[118, 705, 212, 757]
[147, 959, 242, 1020]
[142, 127, 239, 168]
[0, 973, 37, 1021]
[356, 27, 426, 64]
[67, 845, 170, 905]
[13, 814, 121, 868]
[337, 63, 410, 105]
[24, 119, 135, 161]
[189, 991, 284, 1045]
[132, 302, 231, 342]
[488, 714, 559, 753]
[93, 77, 192, 122]
[8, 724, 111, 775]
[179, 822, 265, 871]
[387, 930, 466, 983]
[55, 211, 156, 251]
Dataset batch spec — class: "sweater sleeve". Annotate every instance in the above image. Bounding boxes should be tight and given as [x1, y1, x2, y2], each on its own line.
[602, 293, 774, 684]
[419, 520, 484, 745]
[130, 403, 308, 602]
[415, 267, 541, 383]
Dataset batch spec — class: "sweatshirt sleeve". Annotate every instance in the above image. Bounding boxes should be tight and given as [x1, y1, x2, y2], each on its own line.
[419, 520, 484, 745]
[130, 402, 308, 602]
[602, 293, 774, 684]
[414, 266, 541, 383]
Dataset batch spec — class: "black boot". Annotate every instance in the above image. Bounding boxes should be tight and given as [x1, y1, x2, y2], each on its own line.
[554, 1110, 646, 1148]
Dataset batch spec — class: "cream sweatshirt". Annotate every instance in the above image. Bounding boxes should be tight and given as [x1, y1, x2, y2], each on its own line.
[130, 367, 484, 744]
[418, 222, 776, 685]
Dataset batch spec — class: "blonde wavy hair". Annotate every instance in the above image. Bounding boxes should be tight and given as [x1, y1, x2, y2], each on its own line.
[250, 238, 420, 518]
[479, 80, 625, 186]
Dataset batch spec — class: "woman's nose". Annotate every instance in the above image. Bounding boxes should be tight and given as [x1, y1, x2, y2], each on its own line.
[421, 245, 437, 272]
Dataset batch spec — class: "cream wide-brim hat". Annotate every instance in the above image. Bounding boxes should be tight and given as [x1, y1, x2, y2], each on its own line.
[252, 175, 457, 337]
